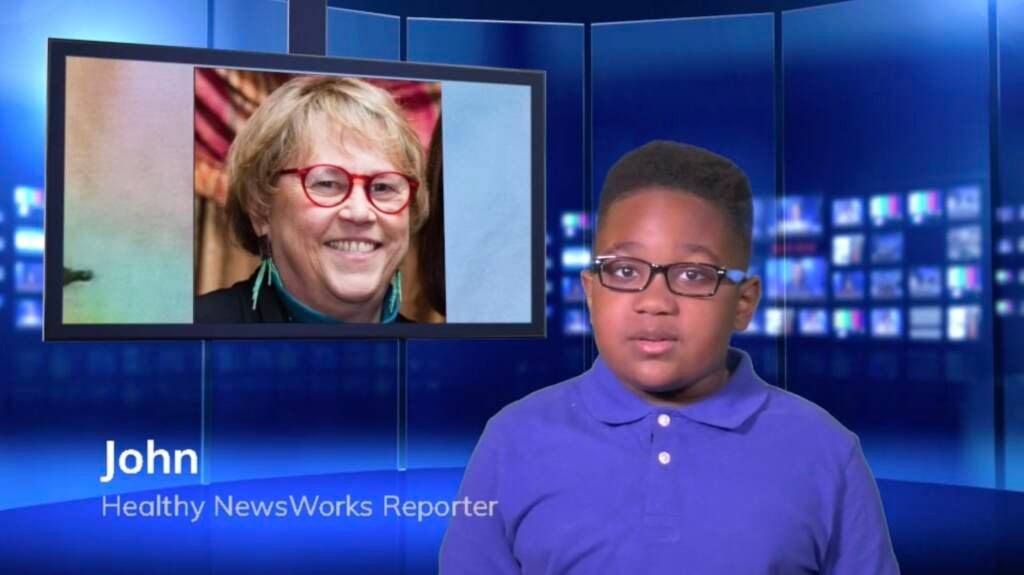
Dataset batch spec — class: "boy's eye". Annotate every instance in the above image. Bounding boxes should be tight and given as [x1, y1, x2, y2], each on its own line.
[605, 261, 644, 282]
[611, 264, 638, 278]
[674, 265, 714, 283]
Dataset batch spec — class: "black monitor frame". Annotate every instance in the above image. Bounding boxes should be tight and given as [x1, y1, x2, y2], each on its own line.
[45, 38, 546, 340]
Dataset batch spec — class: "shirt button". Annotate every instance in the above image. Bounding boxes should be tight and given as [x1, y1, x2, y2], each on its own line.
[658, 451, 671, 465]
[657, 414, 671, 428]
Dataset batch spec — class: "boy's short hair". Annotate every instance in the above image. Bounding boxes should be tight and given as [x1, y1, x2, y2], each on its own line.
[597, 140, 753, 259]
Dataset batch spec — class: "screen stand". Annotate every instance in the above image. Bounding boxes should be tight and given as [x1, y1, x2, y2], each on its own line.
[200, 339, 212, 485]
[397, 338, 408, 471]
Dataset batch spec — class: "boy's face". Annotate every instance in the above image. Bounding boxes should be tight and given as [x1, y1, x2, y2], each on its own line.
[581, 188, 761, 397]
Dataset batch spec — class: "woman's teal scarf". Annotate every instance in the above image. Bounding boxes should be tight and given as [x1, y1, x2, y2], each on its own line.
[250, 258, 400, 323]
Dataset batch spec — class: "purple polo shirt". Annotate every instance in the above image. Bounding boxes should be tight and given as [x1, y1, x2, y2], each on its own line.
[440, 347, 899, 574]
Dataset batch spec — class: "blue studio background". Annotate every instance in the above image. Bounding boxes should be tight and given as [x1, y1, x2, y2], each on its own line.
[1, 0, 1023, 573]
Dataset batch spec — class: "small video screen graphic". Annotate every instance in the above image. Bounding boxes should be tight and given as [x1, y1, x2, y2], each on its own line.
[14, 227, 44, 256]
[832, 197, 863, 228]
[14, 186, 44, 220]
[15, 298, 43, 330]
[561, 212, 591, 241]
[909, 306, 943, 341]
[833, 308, 866, 338]
[833, 270, 865, 301]
[947, 225, 982, 261]
[870, 269, 904, 300]
[997, 206, 1016, 224]
[996, 299, 1015, 317]
[561, 276, 585, 303]
[946, 265, 982, 299]
[869, 193, 903, 227]
[772, 195, 823, 237]
[947, 305, 981, 341]
[907, 189, 942, 225]
[946, 185, 981, 221]
[561, 247, 592, 271]
[798, 308, 829, 336]
[765, 257, 827, 301]
[563, 308, 590, 336]
[764, 307, 795, 336]
[14, 261, 44, 294]
[832, 234, 865, 267]
[870, 232, 903, 264]
[908, 266, 943, 299]
[870, 308, 903, 338]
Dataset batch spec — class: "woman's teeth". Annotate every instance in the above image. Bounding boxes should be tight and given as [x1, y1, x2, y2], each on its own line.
[326, 240, 378, 253]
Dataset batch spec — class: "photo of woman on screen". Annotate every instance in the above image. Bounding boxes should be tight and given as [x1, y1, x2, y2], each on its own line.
[195, 72, 442, 323]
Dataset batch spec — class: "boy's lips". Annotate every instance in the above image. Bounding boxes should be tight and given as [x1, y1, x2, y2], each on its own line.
[628, 330, 679, 356]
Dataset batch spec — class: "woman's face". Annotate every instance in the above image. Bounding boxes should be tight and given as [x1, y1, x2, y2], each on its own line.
[253, 118, 411, 322]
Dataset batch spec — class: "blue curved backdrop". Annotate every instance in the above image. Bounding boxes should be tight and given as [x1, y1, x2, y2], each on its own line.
[1, 0, 1023, 573]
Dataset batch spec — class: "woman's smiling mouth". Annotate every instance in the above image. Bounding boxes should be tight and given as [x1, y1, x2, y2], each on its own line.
[324, 239, 383, 262]
[325, 239, 381, 252]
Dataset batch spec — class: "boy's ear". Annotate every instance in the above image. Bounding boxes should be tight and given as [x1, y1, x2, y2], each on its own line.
[581, 270, 595, 313]
[733, 275, 761, 331]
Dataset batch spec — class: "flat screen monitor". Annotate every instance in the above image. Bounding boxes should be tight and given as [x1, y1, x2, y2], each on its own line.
[797, 308, 829, 336]
[870, 269, 904, 300]
[870, 232, 903, 264]
[46, 39, 545, 340]
[907, 188, 942, 224]
[947, 225, 982, 261]
[908, 266, 943, 299]
[869, 193, 903, 227]
[947, 305, 981, 341]
[14, 261, 44, 294]
[996, 299, 1015, 317]
[996, 205, 1015, 224]
[764, 307, 795, 336]
[946, 185, 981, 221]
[560, 212, 590, 240]
[946, 265, 983, 299]
[764, 257, 827, 301]
[870, 308, 902, 338]
[14, 186, 45, 220]
[832, 270, 865, 301]
[771, 195, 823, 237]
[832, 234, 865, 267]
[831, 197, 863, 228]
[996, 268, 1013, 285]
[833, 307, 866, 338]
[909, 306, 942, 341]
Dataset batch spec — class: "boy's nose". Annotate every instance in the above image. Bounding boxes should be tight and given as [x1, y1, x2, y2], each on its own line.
[632, 275, 679, 315]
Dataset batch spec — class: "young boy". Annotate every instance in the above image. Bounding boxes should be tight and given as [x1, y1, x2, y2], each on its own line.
[440, 141, 899, 574]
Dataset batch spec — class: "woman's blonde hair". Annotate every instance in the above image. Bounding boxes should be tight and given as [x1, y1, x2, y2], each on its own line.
[225, 75, 430, 255]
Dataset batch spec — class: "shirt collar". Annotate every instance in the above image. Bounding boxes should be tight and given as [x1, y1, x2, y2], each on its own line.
[580, 347, 769, 431]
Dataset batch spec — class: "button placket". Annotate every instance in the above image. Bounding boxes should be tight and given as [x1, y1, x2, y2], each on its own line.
[642, 412, 684, 541]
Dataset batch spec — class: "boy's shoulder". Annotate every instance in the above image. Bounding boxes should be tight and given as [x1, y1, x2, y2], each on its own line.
[482, 372, 589, 437]
[757, 381, 860, 457]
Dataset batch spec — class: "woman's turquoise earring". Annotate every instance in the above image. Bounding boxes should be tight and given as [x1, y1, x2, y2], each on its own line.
[251, 257, 273, 311]
[251, 238, 275, 311]
[381, 271, 402, 323]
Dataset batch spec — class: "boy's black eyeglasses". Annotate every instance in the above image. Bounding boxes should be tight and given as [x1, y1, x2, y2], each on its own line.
[591, 255, 748, 298]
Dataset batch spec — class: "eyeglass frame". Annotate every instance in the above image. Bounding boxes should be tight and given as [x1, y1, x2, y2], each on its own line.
[590, 255, 748, 298]
[276, 163, 419, 214]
